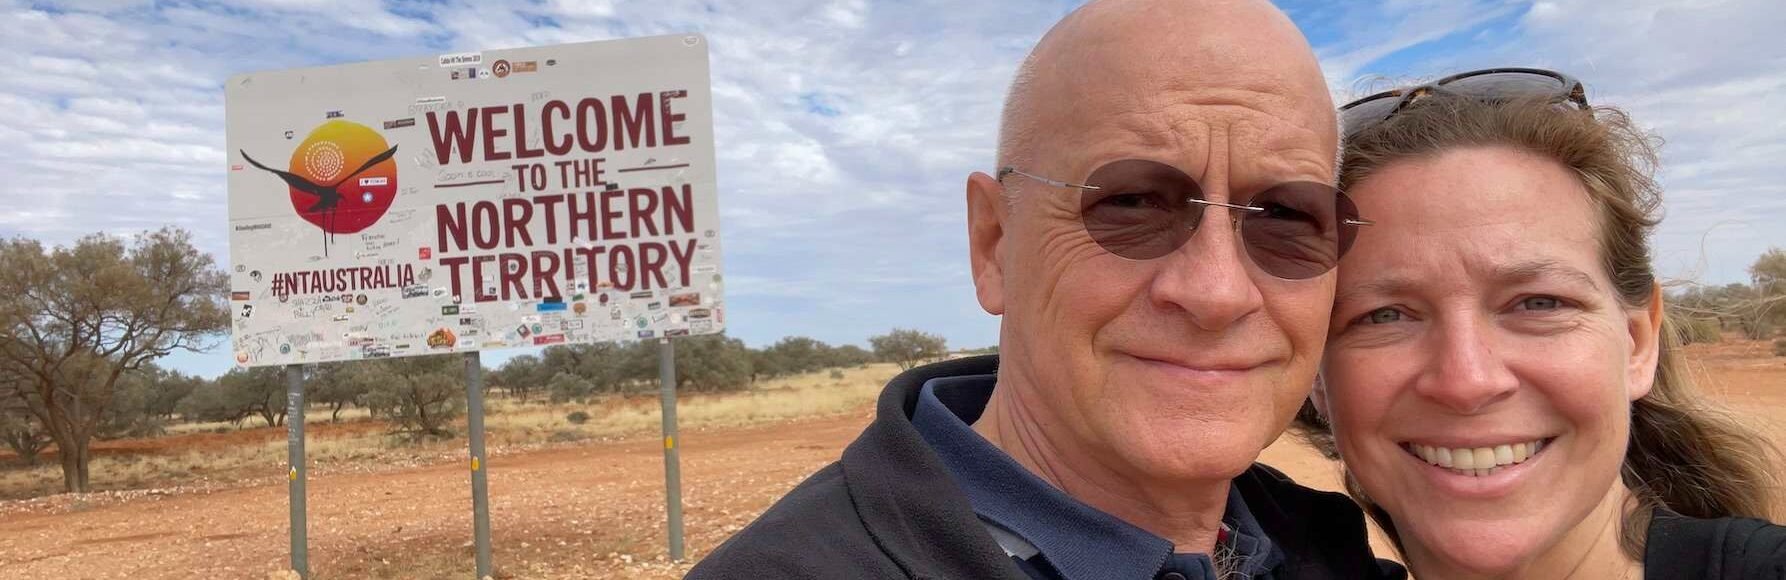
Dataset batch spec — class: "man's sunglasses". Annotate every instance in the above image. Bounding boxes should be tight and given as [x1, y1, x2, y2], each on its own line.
[997, 160, 1371, 280]
[1339, 67, 1588, 140]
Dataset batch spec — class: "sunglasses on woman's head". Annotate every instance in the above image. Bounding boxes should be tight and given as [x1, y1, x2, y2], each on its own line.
[1339, 67, 1589, 140]
[998, 159, 1371, 280]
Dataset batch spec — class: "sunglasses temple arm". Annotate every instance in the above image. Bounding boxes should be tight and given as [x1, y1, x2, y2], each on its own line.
[1001, 167, 1098, 190]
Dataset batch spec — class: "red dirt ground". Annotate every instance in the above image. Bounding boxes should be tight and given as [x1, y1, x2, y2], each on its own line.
[2, 340, 1781, 579]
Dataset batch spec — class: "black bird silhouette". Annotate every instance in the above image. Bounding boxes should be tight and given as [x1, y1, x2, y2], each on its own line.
[240, 144, 398, 257]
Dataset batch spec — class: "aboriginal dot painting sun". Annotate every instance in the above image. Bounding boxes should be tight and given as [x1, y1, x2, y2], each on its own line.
[240, 120, 399, 256]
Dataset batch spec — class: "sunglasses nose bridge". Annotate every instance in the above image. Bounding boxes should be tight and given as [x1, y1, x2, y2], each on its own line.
[1168, 199, 1255, 270]
[1183, 197, 1262, 231]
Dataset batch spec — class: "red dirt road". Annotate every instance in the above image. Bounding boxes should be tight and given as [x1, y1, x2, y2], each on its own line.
[0, 412, 872, 579]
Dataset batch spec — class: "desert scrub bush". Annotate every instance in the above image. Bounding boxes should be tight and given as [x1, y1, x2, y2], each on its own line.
[1677, 316, 1725, 345]
[566, 411, 591, 425]
[1774, 338, 1786, 357]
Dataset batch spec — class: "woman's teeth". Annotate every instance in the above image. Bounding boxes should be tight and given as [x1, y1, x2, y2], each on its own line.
[1408, 440, 1546, 477]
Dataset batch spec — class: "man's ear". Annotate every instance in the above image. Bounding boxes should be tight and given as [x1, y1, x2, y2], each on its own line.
[966, 172, 1008, 315]
[1626, 282, 1665, 401]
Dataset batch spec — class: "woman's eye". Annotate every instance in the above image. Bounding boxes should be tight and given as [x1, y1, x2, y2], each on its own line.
[1520, 296, 1562, 311]
[1364, 308, 1402, 324]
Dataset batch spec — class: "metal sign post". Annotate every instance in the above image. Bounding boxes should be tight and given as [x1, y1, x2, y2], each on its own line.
[658, 338, 685, 561]
[285, 364, 309, 579]
[465, 351, 493, 578]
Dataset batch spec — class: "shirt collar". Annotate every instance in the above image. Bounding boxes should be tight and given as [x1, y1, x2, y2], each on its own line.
[912, 375, 1289, 579]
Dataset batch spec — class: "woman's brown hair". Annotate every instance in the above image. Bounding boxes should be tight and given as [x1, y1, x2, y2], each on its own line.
[1294, 90, 1782, 559]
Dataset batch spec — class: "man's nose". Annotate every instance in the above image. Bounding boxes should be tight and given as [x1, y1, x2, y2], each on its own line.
[1148, 208, 1264, 331]
[1413, 314, 1519, 414]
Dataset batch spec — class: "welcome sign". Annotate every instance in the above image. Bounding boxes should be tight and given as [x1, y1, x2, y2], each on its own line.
[226, 35, 723, 367]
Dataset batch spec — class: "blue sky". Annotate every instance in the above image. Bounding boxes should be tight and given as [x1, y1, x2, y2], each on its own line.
[2, 0, 1782, 378]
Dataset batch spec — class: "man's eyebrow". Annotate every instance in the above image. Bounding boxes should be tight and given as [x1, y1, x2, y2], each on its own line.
[1492, 259, 1602, 291]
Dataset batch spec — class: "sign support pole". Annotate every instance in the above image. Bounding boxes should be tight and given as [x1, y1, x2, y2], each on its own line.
[285, 364, 309, 579]
[465, 351, 494, 578]
[658, 338, 685, 561]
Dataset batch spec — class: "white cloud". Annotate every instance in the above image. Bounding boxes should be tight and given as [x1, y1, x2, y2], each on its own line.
[1317, 0, 1525, 86]
[1345, 0, 1786, 285]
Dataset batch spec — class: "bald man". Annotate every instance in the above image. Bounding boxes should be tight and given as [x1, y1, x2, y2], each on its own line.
[688, 1, 1401, 578]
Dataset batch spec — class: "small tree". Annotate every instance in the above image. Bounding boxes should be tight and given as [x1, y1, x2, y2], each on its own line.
[492, 354, 550, 402]
[748, 348, 780, 382]
[358, 356, 463, 438]
[1749, 248, 1786, 338]
[217, 366, 287, 427]
[306, 362, 367, 422]
[1752, 248, 1786, 294]
[175, 378, 248, 425]
[547, 371, 592, 403]
[540, 342, 637, 394]
[825, 344, 875, 369]
[869, 329, 948, 371]
[89, 364, 202, 438]
[761, 336, 827, 377]
[145, 366, 203, 422]
[0, 402, 51, 465]
[671, 335, 754, 393]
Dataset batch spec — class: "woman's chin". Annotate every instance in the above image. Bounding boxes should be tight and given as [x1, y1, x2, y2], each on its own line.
[1407, 522, 1547, 577]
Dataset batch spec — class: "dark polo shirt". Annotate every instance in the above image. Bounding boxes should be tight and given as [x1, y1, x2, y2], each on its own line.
[911, 374, 1283, 580]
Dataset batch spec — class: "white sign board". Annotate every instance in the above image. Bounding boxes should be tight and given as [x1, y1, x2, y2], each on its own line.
[226, 35, 723, 367]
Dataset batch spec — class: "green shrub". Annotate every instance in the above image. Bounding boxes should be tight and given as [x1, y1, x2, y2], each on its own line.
[566, 411, 591, 425]
[1677, 317, 1724, 345]
[1773, 338, 1786, 357]
[829, 369, 845, 380]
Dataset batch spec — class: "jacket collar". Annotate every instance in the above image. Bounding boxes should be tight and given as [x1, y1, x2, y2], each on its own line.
[839, 355, 1390, 580]
[840, 355, 1026, 579]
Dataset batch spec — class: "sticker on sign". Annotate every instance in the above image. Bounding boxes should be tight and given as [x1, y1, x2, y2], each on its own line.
[438, 52, 482, 67]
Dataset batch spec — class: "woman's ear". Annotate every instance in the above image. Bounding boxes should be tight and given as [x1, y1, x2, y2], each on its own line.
[1625, 282, 1665, 401]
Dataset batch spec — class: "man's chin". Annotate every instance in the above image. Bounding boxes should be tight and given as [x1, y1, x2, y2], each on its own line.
[1104, 423, 1267, 483]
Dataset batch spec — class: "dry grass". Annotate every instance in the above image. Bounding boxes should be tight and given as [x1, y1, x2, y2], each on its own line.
[0, 364, 899, 500]
[0, 441, 270, 499]
[484, 363, 894, 445]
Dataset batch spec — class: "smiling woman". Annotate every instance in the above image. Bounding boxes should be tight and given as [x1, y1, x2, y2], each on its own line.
[1301, 87, 1785, 579]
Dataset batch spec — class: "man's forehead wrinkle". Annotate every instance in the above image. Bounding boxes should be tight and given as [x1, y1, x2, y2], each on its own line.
[1044, 91, 1333, 186]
